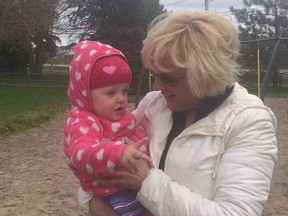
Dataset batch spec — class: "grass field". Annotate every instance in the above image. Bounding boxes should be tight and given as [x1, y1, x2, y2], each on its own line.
[0, 86, 70, 135]
[0, 83, 287, 135]
[244, 85, 288, 98]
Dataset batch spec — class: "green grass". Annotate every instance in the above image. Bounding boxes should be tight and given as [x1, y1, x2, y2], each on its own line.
[266, 87, 288, 97]
[0, 83, 287, 135]
[241, 83, 288, 98]
[0, 86, 70, 135]
[0, 65, 69, 87]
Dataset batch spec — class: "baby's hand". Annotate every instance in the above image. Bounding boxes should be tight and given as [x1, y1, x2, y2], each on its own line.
[121, 137, 152, 172]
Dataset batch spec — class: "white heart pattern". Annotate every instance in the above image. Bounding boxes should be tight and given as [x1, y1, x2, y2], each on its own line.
[86, 164, 93, 174]
[70, 81, 74, 91]
[87, 116, 95, 122]
[65, 134, 71, 145]
[85, 63, 91, 71]
[75, 54, 82, 62]
[67, 117, 71, 125]
[77, 149, 84, 161]
[92, 123, 100, 132]
[82, 90, 87, 97]
[75, 71, 81, 80]
[111, 122, 120, 132]
[76, 99, 84, 108]
[80, 43, 88, 49]
[114, 141, 122, 145]
[127, 120, 135, 130]
[72, 118, 79, 125]
[92, 143, 99, 148]
[107, 160, 116, 172]
[96, 149, 105, 160]
[90, 49, 97, 56]
[103, 66, 116, 74]
[79, 126, 89, 134]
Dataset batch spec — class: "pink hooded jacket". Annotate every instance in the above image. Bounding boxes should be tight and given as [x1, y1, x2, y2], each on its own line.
[63, 41, 147, 196]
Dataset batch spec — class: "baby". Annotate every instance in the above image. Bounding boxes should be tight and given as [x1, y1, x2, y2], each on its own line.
[63, 40, 152, 215]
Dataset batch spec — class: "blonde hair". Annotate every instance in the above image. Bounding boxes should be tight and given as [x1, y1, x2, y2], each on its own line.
[142, 11, 240, 98]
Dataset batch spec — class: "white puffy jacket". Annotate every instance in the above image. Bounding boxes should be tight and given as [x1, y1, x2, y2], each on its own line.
[133, 83, 277, 216]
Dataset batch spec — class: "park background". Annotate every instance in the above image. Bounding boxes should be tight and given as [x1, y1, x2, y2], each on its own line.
[0, 0, 288, 215]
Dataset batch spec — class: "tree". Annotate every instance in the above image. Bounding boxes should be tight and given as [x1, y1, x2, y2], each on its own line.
[230, 0, 288, 87]
[0, 0, 62, 75]
[63, 0, 165, 79]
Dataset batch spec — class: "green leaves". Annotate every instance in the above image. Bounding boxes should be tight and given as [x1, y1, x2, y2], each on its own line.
[230, 0, 288, 86]
[63, 0, 165, 73]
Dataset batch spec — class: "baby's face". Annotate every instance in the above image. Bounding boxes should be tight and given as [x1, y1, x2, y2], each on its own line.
[90, 83, 129, 121]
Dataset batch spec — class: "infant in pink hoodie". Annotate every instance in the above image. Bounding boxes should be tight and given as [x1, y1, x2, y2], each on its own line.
[63, 40, 152, 216]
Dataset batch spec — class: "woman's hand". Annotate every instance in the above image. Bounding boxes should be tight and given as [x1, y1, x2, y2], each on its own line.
[98, 159, 150, 191]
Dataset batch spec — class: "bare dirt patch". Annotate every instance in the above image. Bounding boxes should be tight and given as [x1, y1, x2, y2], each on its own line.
[0, 99, 287, 216]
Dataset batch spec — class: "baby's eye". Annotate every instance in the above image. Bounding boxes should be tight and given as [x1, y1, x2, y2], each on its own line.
[106, 91, 115, 96]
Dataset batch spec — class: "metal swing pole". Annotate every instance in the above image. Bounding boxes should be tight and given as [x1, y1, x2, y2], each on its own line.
[260, 38, 281, 101]
[257, 42, 261, 97]
[205, 0, 214, 11]
[205, 0, 209, 10]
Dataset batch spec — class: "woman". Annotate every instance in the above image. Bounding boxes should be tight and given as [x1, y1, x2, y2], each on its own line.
[89, 11, 278, 216]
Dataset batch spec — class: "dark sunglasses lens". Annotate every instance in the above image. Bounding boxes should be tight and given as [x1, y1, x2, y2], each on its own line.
[161, 76, 176, 85]
[150, 72, 177, 86]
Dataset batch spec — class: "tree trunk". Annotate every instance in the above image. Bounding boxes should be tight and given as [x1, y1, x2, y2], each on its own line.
[29, 42, 44, 77]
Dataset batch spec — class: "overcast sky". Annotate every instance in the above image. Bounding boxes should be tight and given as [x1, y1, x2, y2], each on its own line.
[160, 0, 244, 11]
[160, 0, 244, 24]
[160, 0, 245, 22]
[60, 0, 246, 46]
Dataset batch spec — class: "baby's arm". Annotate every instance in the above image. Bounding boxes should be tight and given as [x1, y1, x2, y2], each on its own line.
[89, 196, 119, 216]
[63, 113, 127, 178]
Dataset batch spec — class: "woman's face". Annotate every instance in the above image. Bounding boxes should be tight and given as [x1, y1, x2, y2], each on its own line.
[152, 70, 203, 112]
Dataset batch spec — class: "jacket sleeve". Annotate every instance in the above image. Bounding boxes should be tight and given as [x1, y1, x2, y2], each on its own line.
[63, 112, 126, 179]
[133, 91, 162, 136]
[137, 108, 278, 216]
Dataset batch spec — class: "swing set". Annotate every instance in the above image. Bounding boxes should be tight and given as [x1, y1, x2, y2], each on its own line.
[240, 36, 288, 100]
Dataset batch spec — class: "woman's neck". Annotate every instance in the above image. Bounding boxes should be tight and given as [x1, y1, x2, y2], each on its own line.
[185, 109, 198, 127]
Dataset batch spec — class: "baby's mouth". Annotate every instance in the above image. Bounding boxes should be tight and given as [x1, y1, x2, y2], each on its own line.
[115, 107, 124, 111]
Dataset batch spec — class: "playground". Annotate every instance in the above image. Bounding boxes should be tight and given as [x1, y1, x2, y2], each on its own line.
[0, 99, 287, 216]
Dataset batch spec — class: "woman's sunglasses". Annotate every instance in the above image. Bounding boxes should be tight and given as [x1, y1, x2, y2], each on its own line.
[150, 72, 185, 86]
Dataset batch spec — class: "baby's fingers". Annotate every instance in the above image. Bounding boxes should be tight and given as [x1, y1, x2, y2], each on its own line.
[125, 137, 148, 150]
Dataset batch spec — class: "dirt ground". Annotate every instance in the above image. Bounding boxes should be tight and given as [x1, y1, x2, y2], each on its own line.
[0, 98, 287, 216]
